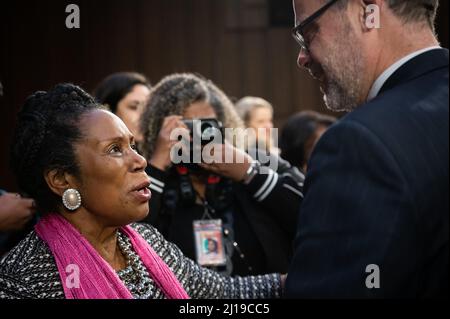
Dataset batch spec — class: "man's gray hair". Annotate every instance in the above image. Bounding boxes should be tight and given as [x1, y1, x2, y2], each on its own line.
[335, 0, 439, 31]
[386, 0, 439, 30]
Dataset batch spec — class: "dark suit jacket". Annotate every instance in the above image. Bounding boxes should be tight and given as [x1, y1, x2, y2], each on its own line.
[285, 49, 449, 298]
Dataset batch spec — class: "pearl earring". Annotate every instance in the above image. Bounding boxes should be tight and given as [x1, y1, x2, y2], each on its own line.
[62, 189, 82, 211]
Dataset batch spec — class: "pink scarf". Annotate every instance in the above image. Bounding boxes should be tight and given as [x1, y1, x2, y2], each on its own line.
[35, 214, 189, 299]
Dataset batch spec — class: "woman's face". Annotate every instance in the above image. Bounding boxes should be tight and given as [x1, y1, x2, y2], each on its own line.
[183, 101, 217, 120]
[248, 106, 273, 143]
[73, 109, 151, 226]
[207, 239, 217, 253]
[115, 84, 150, 143]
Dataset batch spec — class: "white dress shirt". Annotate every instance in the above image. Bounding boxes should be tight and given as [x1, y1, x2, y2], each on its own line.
[367, 46, 442, 101]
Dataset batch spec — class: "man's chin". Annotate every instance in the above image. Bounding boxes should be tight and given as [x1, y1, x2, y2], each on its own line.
[319, 81, 332, 103]
[322, 87, 343, 113]
[323, 91, 357, 113]
[322, 94, 335, 111]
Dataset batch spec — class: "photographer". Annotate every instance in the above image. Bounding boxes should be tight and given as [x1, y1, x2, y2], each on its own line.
[140, 73, 304, 276]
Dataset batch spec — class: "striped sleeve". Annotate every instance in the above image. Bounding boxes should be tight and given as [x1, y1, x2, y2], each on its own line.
[147, 165, 167, 194]
[244, 160, 305, 241]
[247, 165, 304, 202]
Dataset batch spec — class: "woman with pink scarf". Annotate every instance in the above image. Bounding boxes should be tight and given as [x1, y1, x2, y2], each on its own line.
[0, 84, 283, 299]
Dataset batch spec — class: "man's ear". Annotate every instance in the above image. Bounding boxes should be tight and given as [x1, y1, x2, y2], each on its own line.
[44, 169, 77, 197]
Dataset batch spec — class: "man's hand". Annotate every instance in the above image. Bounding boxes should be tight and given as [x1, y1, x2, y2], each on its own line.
[199, 141, 253, 182]
[0, 193, 35, 232]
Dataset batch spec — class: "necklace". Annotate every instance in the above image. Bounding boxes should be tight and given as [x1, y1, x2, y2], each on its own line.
[116, 231, 155, 299]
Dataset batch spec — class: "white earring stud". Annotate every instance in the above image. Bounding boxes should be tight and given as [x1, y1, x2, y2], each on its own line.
[62, 189, 81, 211]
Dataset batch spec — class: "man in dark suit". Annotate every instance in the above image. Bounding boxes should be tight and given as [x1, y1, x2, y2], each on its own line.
[286, 0, 448, 297]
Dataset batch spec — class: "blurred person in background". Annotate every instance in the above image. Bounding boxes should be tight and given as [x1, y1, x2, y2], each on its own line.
[140, 73, 304, 277]
[279, 111, 336, 173]
[235, 97, 278, 154]
[94, 72, 151, 146]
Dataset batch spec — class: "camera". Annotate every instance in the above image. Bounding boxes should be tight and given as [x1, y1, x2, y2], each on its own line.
[182, 118, 224, 146]
[176, 118, 224, 171]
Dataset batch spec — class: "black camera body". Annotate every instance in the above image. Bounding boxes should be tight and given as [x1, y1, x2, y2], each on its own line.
[182, 118, 224, 146]
[178, 118, 224, 171]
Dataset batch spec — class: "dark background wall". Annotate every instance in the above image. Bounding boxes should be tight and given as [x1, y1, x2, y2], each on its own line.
[0, 0, 448, 191]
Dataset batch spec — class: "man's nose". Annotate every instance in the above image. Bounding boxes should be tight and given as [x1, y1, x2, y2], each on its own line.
[297, 49, 311, 69]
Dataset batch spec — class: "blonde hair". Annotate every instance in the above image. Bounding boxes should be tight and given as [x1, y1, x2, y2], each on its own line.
[235, 96, 274, 126]
[235, 96, 277, 153]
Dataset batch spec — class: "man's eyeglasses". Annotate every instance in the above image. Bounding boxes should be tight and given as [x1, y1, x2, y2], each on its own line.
[292, 0, 340, 52]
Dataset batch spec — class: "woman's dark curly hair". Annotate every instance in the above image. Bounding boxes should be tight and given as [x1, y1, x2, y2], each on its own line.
[140, 73, 244, 160]
[10, 83, 101, 213]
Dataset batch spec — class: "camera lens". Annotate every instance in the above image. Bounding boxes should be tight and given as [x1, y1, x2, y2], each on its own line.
[202, 127, 219, 141]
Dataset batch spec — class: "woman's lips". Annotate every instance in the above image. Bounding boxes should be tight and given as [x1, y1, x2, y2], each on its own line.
[130, 187, 152, 203]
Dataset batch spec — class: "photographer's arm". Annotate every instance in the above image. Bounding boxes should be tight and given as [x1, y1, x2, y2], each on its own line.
[200, 143, 304, 241]
[243, 155, 304, 242]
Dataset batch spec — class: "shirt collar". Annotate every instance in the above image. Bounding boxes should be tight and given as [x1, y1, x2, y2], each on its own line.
[367, 46, 442, 101]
